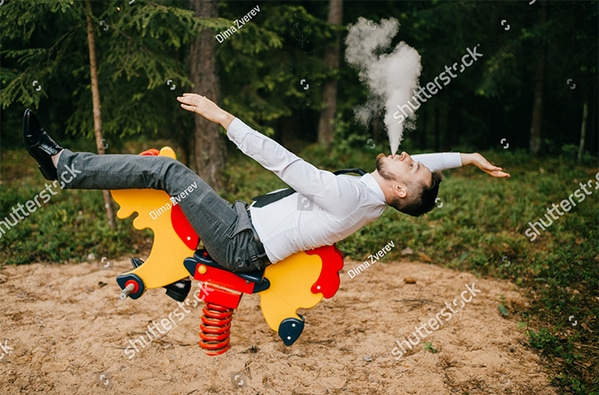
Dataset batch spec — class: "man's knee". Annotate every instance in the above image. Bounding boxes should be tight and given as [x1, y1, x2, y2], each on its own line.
[154, 156, 190, 190]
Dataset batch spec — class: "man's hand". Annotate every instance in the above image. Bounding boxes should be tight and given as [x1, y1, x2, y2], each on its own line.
[177, 93, 235, 129]
[460, 153, 510, 178]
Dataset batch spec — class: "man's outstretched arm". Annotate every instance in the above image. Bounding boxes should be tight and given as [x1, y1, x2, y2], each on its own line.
[413, 152, 510, 178]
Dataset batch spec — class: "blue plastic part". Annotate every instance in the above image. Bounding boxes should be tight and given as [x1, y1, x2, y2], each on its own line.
[251, 278, 270, 293]
[278, 315, 305, 346]
[116, 273, 145, 300]
[184, 249, 266, 284]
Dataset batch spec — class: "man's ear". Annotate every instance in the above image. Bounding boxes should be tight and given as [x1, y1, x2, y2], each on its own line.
[394, 182, 408, 199]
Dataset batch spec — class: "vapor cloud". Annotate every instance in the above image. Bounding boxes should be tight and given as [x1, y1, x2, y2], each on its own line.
[345, 17, 422, 155]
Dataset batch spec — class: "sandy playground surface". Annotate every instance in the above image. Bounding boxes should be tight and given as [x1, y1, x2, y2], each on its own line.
[0, 257, 556, 394]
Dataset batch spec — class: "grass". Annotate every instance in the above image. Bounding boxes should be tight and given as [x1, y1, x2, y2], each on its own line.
[1, 142, 597, 393]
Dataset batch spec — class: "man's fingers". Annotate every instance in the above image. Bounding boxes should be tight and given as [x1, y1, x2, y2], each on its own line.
[180, 104, 192, 111]
[177, 95, 196, 104]
[177, 97, 198, 113]
[490, 170, 510, 178]
[177, 93, 203, 105]
[490, 166, 510, 177]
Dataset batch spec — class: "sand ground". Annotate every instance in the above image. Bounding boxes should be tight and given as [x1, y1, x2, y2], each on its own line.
[0, 257, 556, 394]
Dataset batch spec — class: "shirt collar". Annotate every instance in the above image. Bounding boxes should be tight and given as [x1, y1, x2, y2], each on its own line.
[361, 173, 386, 203]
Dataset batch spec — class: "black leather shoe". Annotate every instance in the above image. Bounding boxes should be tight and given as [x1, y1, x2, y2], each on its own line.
[131, 257, 192, 302]
[23, 109, 63, 181]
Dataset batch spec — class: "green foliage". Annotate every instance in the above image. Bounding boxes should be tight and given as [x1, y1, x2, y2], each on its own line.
[0, 0, 226, 143]
[423, 341, 437, 354]
[528, 327, 561, 352]
[0, 151, 147, 264]
[216, 3, 337, 134]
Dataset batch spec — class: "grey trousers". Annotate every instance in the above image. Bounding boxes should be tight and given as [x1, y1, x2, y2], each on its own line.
[57, 149, 269, 272]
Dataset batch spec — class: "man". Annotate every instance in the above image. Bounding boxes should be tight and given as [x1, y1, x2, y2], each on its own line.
[23, 93, 509, 274]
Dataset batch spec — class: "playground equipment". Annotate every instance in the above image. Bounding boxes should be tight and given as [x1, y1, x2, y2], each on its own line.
[111, 147, 344, 355]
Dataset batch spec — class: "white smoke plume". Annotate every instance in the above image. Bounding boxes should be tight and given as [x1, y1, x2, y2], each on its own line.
[345, 17, 422, 155]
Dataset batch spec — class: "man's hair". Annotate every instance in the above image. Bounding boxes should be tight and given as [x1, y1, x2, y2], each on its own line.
[389, 171, 443, 217]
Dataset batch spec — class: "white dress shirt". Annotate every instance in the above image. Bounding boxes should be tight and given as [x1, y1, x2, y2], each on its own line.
[226, 118, 463, 263]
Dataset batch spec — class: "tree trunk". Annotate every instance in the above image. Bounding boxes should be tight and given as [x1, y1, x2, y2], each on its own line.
[317, 0, 343, 147]
[85, 0, 116, 230]
[577, 93, 588, 162]
[529, 1, 547, 155]
[189, 0, 226, 192]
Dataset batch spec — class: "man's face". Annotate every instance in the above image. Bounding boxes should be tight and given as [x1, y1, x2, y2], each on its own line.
[375, 152, 432, 189]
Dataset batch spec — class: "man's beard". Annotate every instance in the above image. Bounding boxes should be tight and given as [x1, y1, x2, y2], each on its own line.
[375, 153, 395, 181]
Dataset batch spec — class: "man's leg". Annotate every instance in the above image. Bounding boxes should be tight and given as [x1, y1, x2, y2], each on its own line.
[24, 109, 267, 272]
[57, 149, 267, 272]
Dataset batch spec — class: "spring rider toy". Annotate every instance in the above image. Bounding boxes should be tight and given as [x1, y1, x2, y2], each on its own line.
[111, 147, 344, 355]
